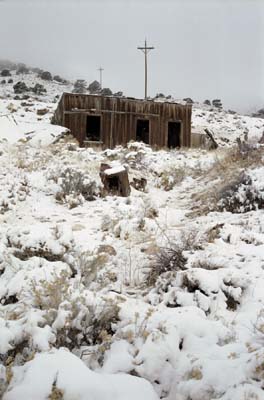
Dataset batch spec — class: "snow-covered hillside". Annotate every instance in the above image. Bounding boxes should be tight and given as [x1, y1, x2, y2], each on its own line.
[1, 69, 264, 148]
[192, 104, 264, 146]
[0, 68, 264, 400]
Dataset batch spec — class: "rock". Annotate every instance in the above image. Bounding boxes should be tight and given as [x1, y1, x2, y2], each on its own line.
[13, 81, 28, 94]
[203, 99, 211, 106]
[72, 223, 86, 231]
[1, 80, 6, 84]
[7, 79, 13, 84]
[100, 163, 130, 197]
[7, 103, 17, 113]
[37, 108, 49, 116]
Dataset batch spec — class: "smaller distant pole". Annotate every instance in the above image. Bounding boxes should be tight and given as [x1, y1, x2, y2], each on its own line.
[137, 39, 155, 99]
[98, 67, 104, 89]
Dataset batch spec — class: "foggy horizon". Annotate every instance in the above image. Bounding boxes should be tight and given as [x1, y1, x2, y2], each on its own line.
[0, 0, 263, 113]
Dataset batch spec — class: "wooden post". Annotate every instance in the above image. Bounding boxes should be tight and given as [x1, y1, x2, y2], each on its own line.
[137, 39, 155, 100]
[98, 67, 104, 89]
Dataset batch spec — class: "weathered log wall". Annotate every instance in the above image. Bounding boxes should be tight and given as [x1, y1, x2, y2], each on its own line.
[53, 93, 192, 148]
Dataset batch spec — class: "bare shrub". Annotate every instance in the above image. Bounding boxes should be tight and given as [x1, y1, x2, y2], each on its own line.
[30, 270, 71, 311]
[88, 301, 120, 346]
[77, 250, 108, 286]
[147, 246, 187, 286]
[29, 269, 120, 350]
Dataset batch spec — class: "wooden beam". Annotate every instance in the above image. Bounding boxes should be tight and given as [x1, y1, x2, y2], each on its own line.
[64, 110, 160, 117]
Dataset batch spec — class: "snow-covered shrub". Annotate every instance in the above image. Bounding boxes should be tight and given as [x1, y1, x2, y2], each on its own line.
[3, 349, 158, 400]
[0, 175, 29, 214]
[218, 168, 264, 213]
[77, 250, 108, 287]
[101, 207, 144, 240]
[48, 166, 101, 208]
[53, 292, 120, 350]
[6, 224, 75, 263]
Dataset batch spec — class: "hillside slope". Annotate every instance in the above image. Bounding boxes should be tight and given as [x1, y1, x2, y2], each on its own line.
[0, 67, 264, 400]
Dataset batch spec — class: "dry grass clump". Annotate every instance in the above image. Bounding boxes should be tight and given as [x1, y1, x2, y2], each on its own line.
[190, 145, 264, 216]
[158, 167, 186, 191]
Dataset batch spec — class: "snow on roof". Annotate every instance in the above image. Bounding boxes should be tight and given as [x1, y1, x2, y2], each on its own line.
[104, 165, 126, 175]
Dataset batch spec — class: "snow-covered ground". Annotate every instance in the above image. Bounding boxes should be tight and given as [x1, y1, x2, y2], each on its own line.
[0, 69, 264, 400]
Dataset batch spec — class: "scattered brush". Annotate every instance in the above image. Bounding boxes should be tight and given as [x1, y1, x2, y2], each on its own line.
[190, 144, 264, 216]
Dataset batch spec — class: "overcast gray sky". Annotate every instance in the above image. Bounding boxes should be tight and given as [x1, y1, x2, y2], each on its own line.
[0, 0, 263, 113]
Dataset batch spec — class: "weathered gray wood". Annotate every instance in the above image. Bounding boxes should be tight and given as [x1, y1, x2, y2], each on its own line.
[53, 93, 192, 149]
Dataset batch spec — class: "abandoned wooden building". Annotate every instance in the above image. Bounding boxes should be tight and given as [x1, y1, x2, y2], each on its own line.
[53, 93, 192, 149]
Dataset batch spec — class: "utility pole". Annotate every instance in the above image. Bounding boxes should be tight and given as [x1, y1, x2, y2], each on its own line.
[137, 39, 155, 99]
[98, 66, 104, 89]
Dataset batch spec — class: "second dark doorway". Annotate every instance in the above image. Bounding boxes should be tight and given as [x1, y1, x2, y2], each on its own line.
[136, 119, 150, 144]
[168, 121, 181, 148]
[86, 115, 101, 141]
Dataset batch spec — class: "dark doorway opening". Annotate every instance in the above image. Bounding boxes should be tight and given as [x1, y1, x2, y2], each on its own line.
[136, 119, 150, 144]
[168, 121, 181, 148]
[86, 115, 101, 141]
[108, 176, 119, 192]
